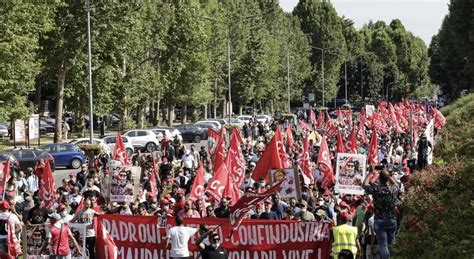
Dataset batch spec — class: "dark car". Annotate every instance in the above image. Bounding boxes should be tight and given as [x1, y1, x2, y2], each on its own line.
[40, 143, 85, 169]
[8, 148, 55, 171]
[175, 124, 208, 143]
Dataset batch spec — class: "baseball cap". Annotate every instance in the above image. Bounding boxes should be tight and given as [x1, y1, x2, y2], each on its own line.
[0, 201, 10, 210]
[341, 211, 351, 222]
[48, 213, 62, 221]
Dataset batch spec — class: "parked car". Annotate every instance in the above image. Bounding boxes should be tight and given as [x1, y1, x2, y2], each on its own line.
[195, 120, 222, 130]
[151, 128, 181, 142]
[8, 148, 55, 171]
[194, 123, 217, 131]
[0, 125, 8, 137]
[40, 143, 85, 169]
[101, 135, 134, 157]
[124, 130, 160, 152]
[222, 118, 244, 127]
[39, 120, 55, 134]
[175, 124, 207, 143]
[237, 115, 252, 124]
[255, 114, 272, 123]
[68, 138, 112, 154]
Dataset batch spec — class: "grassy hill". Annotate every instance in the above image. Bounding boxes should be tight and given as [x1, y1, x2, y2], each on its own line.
[395, 94, 474, 258]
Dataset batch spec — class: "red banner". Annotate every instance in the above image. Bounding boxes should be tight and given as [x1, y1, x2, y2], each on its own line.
[96, 215, 331, 259]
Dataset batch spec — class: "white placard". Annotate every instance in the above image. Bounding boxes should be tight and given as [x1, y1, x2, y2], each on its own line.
[335, 153, 367, 195]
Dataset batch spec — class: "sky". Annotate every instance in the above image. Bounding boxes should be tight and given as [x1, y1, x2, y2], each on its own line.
[279, 0, 450, 45]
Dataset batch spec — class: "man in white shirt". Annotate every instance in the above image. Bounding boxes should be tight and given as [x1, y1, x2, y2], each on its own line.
[181, 150, 195, 171]
[25, 168, 39, 194]
[165, 216, 198, 259]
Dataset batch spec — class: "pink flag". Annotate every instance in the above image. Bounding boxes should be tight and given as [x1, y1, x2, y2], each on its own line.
[1, 158, 11, 198]
[223, 172, 240, 206]
[324, 112, 337, 137]
[298, 119, 310, 134]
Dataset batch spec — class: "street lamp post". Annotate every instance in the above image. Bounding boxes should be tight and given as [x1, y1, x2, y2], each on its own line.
[86, 0, 93, 143]
[201, 14, 262, 122]
[309, 45, 337, 107]
[359, 61, 368, 103]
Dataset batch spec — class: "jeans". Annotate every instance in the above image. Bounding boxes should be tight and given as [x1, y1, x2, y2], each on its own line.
[374, 218, 397, 259]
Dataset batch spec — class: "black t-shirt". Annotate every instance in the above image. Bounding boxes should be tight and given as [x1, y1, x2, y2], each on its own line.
[214, 206, 229, 218]
[201, 245, 228, 259]
[27, 206, 49, 224]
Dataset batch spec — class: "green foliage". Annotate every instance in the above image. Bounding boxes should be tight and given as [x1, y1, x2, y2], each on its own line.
[0, 1, 55, 121]
[429, 0, 474, 99]
[396, 94, 474, 257]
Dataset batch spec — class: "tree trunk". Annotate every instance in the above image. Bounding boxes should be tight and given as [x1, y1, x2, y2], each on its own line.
[222, 100, 226, 118]
[34, 78, 42, 114]
[153, 101, 160, 126]
[54, 63, 67, 143]
[204, 104, 208, 120]
[137, 105, 144, 129]
[167, 104, 174, 127]
[239, 105, 243, 116]
[181, 104, 187, 124]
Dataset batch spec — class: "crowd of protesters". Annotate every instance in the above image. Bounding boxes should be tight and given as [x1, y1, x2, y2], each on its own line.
[0, 99, 444, 259]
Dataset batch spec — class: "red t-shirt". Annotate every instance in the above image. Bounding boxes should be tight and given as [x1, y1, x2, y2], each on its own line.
[50, 224, 71, 255]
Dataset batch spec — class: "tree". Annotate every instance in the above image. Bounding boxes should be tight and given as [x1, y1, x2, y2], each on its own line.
[0, 2, 54, 122]
[294, 0, 347, 107]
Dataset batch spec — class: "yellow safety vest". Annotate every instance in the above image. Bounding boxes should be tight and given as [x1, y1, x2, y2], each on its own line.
[332, 223, 358, 256]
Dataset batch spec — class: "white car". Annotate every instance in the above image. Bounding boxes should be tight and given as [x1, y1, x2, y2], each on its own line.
[227, 118, 244, 127]
[255, 114, 272, 123]
[237, 115, 252, 124]
[124, 130, 160, 152]
[0, 125, 8, 137]
[151, 128, 181, 142]
[101, 135, 134, 157]
[68, 138, 112, 154]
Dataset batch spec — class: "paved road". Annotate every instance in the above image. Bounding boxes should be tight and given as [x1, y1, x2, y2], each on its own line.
[53, 140, 208, 185]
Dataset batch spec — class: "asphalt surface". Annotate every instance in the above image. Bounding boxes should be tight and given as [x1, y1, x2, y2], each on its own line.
[53, 140, 208, 185]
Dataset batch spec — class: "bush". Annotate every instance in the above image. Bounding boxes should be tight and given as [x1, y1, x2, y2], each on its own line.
[395, 94, 474, 258]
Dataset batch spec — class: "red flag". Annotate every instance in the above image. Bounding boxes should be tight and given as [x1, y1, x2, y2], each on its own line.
[206, 163, 229, 201]
[316, 110, 323, 129]
[309, 107, 317, 128]
[318, 136, 334, 189]
[371, 112, 388, 132]
[298, 119, 310, 134]
[368, 130, 379, 165]
[345, 127, 358, 154]
[357, 115, 368, 144]
[336, 130, 345, 153]
[149, 157, 159, 197]
[298, 137, 313, 184]
[112, 132, 130, 165]
[189, 162, 205, 202]
[7, 219, 22, 257]
[251, 133, 282, 182]
[208, 128, 221, 157]
[324, 112, 337, 137]
[335, 110, 352, 127]
[38, 161, 56, 208]
[229, 180, 284, 231]
[430, 108, 446, 129]
[75, 198, 84, 213]
[285, 124, 295, 152]
[225, 128, 246, 187]
[1, 158, 11, 198]
[96, 217, 118, 259]
[213, 129, 226, 171]
[222, 171, 240, 206]
[275, 126, 292, 169]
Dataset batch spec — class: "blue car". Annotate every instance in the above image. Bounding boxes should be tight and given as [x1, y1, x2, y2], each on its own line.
[40, 143, 85, 169]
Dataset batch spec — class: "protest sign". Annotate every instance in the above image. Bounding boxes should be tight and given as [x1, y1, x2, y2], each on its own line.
[29, 114, 40, 140]
[108, 166, 141, 202]
[96, 215, 331, 259]
[335, 153, 367, 195]
[69, 223, 88, 259]
[365, 105, 375, 118]
[270, 168, 298, 200]
[14, 119, 26, 142]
